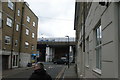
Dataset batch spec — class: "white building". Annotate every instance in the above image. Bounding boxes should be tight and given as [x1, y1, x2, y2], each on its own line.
[0, 0, 2, 79]
[74, 2, 120, 79]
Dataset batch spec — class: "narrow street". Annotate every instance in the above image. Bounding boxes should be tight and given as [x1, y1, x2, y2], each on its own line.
[2, 62, 67, 80]
[1, 0, 120, 79]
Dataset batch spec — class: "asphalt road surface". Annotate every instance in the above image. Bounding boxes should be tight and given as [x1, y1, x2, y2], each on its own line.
[2, 62, 67, 80]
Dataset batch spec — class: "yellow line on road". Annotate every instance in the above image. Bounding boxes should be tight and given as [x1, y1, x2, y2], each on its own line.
[55, 66, 66, 80]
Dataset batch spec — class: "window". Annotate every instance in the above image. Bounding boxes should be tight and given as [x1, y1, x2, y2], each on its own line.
[17, 9, 20, 16]
[31, 45, 34, 50]
[6, 18, 12, 27]
[5, 36, 11, 44]
[16, 55, 18, 66]
[13, 55, 16, 66]
[26, 29, 29, 35]
[32, 33, 35, 38]
[0, 12, 2, 28]
[15, 40, 18, 46]
[27, 16, 30, 22]
[16, 24, 19, 31]
[8, 0, 14, 10]
[85, 37, 89, 67]
[25, 42, 29, 48]
[0, 12, 1, 18]
[13, 55, 18, 66]
[33, 22, 35, 27]
[95, 23, 102, 70]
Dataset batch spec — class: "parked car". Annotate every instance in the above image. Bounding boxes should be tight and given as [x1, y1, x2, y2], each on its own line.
[53, 59, 68, 64]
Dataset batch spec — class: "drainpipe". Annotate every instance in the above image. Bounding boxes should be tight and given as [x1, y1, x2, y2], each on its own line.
[18, 2, 25, 68]
[10, 2, 16, 69]
[83, 2, 86, 77]
[118, 2, 120, 79]
[83, 3, 85, 52]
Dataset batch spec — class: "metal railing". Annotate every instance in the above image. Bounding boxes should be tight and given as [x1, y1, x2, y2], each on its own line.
[37, 37, 75, 42]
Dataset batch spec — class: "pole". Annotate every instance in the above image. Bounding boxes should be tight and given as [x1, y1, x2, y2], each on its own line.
[68, 36, 69, 68]
[65, 36, 69, 68]
[10, 2, 16, 69]
[18, 2, 25, 68]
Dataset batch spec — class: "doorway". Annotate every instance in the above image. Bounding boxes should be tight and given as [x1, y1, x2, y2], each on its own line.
[2, 55, 9, 70]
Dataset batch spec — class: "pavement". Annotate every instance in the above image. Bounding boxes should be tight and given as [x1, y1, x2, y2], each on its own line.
[63, 63, 78, 79]
[2, 67, 32, 78]
[2, 63, 78, 79]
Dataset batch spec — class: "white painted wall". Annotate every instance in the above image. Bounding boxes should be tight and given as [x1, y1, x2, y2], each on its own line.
[77, 2, 120, 78]
[49, 47, 53, 61]
[76, 42, 82, 78]
[46, 47, 49, 62]
[0, 55, 2, 80]
[20, 53, 31, 67]
[69, 46, 73, 63]
[46, 47, 54, 62]
[0, 1, 2, 79]
[119, 2, 120, 79]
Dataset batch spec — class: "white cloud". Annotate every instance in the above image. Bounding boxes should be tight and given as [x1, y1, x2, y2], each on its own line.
[26, 0, 75, 38]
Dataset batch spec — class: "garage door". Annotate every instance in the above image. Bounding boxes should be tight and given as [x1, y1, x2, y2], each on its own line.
[2, 55, 9, 70]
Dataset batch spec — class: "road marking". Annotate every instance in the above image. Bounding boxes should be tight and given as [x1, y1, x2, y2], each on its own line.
[55, 66, 66, 80]
[48, 66, 53, 69]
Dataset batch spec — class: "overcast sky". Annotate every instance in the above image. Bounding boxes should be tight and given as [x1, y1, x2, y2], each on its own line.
[26, 0, 75, 38]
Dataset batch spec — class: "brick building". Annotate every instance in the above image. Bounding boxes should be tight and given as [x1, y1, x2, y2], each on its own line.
[1, 1, 38, 70]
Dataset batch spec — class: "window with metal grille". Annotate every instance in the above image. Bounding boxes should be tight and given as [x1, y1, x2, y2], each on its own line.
[5, 36, 11, 44]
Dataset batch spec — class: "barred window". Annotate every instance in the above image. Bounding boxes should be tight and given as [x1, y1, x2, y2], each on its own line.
[15, 40, 18, 46]
[5, 36, 11, 44]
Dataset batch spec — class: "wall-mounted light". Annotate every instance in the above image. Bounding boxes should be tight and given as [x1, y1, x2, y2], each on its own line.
[99, 2, 108, 7]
